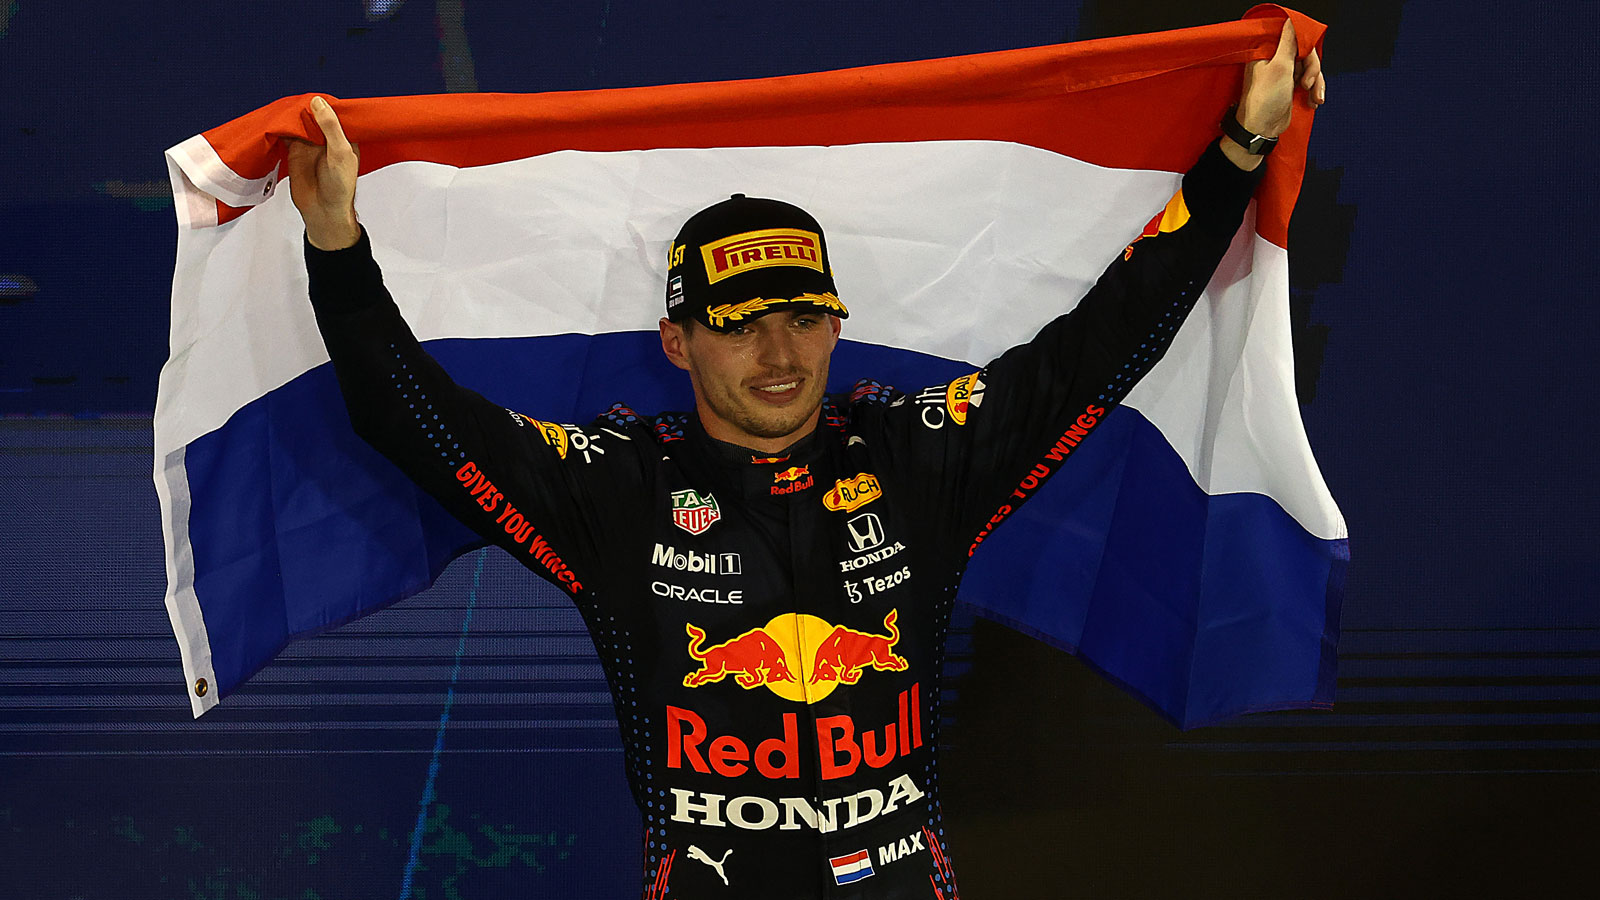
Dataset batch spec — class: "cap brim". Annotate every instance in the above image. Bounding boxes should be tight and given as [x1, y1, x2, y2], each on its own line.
[693, 291, 849, 333]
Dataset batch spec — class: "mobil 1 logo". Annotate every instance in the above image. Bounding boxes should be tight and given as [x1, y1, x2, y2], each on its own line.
[652, 543, 742, 576]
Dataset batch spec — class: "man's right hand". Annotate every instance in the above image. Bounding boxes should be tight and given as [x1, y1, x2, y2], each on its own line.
[287, 96, 362, 251]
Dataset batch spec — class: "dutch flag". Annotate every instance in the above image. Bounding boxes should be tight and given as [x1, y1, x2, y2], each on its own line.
[829, 849, 875, 885]
[156, 7, 1344, 727]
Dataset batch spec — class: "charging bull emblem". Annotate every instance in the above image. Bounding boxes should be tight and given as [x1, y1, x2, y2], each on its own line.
[681, 608, 915, 701]
[809, 610, 908, 684]
[683, 624, 796, 688]
[683, 611, 908, 702]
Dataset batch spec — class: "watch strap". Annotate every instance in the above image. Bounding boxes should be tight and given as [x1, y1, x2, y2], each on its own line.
[1221, 106, 1278, 156]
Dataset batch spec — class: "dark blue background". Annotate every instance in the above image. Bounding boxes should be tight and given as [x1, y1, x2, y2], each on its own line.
[3, 1, 1595, 897]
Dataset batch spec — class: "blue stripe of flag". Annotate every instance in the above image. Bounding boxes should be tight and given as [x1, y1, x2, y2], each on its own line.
[183, 331, 1344, 727]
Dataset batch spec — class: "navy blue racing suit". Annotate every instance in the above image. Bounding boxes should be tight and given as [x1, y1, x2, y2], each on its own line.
[305, 140, 1262, 898]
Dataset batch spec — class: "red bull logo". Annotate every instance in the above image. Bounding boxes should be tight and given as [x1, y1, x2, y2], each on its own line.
[810, 610, 908, 684]
[667, 682, 924, 783]
[771, 464, 814, 496]
[682, 610, 907, 702]
[823, 472, 881, 514]
[1124, 188, 1191, 260]
[683, 623, 797, 689]
[701, 227, 823, 284]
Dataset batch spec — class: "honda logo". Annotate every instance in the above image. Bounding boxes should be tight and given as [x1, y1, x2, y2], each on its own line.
[845, 513, 885, 554]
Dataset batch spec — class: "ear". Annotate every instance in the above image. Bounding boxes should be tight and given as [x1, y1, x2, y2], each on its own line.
[660, 317, 691, 371]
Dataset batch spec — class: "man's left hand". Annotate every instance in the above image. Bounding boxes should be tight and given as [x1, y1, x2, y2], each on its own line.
[1223, 18, 1325, 170]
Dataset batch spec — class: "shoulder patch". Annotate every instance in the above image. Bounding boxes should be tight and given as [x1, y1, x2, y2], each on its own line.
[822, 398, 847, 432]
[848, 379, 895, 406]
[604, 403, 644, 428]
[653, 412, 689, 445]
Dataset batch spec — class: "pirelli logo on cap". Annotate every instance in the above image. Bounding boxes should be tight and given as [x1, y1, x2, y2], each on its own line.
[701, 228, 823, 284]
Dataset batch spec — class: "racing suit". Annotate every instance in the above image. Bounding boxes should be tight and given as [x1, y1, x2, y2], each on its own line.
[306, 141, 1262, 898]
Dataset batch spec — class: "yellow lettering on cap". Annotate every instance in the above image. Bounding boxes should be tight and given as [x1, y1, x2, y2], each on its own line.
[701, 228, 824, 284]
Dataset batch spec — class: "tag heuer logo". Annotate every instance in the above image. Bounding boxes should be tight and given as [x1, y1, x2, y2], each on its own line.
[671, 489, 721, 535]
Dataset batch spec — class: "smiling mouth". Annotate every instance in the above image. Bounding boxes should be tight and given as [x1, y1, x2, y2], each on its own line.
[750, 378, 805, 404]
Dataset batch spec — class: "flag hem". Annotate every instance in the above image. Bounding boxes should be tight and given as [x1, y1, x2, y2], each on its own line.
[154, 444, 217, 717]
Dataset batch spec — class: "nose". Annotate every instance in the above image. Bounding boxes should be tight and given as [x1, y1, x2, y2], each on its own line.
[753, 323, 800, 371]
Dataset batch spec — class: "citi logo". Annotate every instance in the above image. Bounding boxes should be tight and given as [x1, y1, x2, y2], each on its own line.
[653, 543, 742, 575]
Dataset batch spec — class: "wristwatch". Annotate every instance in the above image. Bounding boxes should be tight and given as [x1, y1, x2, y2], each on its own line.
[1221, 106, 1278, 156]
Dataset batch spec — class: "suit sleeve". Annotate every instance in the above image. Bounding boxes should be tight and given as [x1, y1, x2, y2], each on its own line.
[877, 140, 1265, 555]
[305, 229, 636, 595]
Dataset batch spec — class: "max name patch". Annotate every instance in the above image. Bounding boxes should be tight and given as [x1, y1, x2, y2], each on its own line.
[702, 228, 823, 284]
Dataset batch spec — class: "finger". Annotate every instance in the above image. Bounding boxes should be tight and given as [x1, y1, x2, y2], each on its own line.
[1301, 49, 1322, 90]
[308, 96, 353, 153]
[284, 139, 318, 187]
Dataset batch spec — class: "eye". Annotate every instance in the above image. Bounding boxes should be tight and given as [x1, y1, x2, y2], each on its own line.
[728, 323, 751, 336]
[793, 316, 820, 330]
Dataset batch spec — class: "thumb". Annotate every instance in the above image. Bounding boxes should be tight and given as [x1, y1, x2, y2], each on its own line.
[308, 96, 354, 155]
[1271, 17, 1297, 65]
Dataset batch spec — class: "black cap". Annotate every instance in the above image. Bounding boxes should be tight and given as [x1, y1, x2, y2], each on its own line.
[665, 194, 848, 333]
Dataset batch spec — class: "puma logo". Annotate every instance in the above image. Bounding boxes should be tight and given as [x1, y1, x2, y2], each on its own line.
[687, 845, 732, 885]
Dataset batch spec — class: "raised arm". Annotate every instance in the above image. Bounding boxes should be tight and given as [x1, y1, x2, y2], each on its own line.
[286, 98, 636, 596]
[874, 16, 1326, 552]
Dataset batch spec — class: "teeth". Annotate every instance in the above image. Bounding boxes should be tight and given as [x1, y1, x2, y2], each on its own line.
[759, 381, 799, 393]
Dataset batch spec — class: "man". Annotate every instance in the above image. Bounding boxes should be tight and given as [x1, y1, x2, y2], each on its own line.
[290, 19, 1323, 899]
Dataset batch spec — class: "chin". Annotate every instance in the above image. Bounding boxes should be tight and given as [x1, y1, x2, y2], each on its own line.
[738, 411, 814, 441]
[738, 396, 824, 441]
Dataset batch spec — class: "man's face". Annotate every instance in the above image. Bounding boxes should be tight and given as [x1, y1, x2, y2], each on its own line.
[660, 310, 842, 452]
